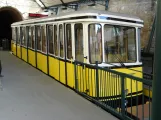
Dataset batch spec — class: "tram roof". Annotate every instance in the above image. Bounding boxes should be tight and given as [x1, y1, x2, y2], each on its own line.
[12, 9, 143, 26]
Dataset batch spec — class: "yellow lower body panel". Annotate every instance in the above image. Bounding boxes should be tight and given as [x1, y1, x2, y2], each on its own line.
[28, 49, 36, 67]
[114, 67, 143, 95]
[67, 62, 75, 88]
[76, 66, 143, 99]
[37, 52, 42, 70]
[22, 47, 27, 62]
[41, 54, 47, 74]
[59, 60, 66, 85]
[36, 52, 47, 74]
[12, 43, 16, 55]
[17, 45, 21, 58]
[49, 56, 55, 77]
[53, 58, 59, 81]
[144, 88, 152, 98]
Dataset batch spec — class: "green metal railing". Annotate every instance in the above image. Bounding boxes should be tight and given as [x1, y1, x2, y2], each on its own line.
[74, 61, 152, 120]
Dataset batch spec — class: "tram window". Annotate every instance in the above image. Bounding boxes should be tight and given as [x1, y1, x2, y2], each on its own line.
[28, 27, 32, 48]
[88, 24, 102, 64]
[104, 24, 136, 63]
[48, 25, 54, 54]
[74, 23, 84, 62]
[31, 26, 35, 49]
[16, 27, 20, 45]
[59, 24, 64, 58]
[36, 26, 41, 51]
[12, 28, 16, 43]
[42, 26, 46, 53]
[66, 24, 72, 59]
[21, 27, 26, 46]
[54, 25, 58, 56]
[23, 27, 27, 46]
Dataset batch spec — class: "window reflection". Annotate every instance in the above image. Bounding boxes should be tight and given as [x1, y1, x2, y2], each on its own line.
[75, 23, 84, 62]
[42, 26, 46, 52]
[54, 25, 58, 56]
[16, 28, 20, 45]
[104, 25, 136, 63]
[66, 24, 72, 59]
[88, 24, 102, 64]
[36, 26, 41, 51]
[48, 25, 54, 54]
[59, 24, 64, 57]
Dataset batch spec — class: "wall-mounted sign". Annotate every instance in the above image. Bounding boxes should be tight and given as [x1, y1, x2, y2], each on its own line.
[29, 13, 48, 18]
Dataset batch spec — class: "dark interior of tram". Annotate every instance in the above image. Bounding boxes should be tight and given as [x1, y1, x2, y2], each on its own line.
[0, 7, 22, 50]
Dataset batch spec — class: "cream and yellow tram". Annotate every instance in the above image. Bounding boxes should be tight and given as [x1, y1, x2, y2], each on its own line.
[11, 10, 144, 106]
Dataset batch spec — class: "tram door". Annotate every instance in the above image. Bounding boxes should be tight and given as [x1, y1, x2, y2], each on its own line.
[58, 24, 66, 84]
[66, 23, 84, 88]
[65, 23, 74, 88]
[74, 23, 86, 91]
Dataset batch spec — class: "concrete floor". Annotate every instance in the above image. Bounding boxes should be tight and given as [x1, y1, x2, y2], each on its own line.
[0, 51, 118, 120]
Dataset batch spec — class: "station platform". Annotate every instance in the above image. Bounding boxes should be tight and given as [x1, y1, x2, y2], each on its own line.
[0, 51, 118, 120]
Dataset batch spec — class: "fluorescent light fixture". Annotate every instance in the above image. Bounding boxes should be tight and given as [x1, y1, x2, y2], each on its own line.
[36, 0, 45, 8]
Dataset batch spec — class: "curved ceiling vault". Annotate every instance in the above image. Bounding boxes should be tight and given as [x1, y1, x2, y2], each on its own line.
[0, 6, 23, 50]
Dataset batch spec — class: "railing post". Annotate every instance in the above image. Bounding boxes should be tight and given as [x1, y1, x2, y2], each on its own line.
[121, 76, 125, 118]
[74, 61, 78, 91]
[152, 0, 161, 119]
[95, 61, 99, 100]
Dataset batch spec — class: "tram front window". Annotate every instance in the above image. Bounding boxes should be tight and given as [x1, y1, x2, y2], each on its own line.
[104, 25, 136, 63]
[88, 24, 102, 64]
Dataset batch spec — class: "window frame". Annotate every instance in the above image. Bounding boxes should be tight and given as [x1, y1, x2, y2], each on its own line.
[53, 24, 58, 57]
[12, 27, 16, 43]
[58, 24, 64, 59]
[16, 27, 20, 45]
[41, 25, 47, 54]
[47, 24, 54, 56]
[103, 24, 137, 63]
[36, 25, 42, 52]
[74, 23, 84, 62]
[66, 23, 73, 60]
[27, 26, 35, 50]
[88, 23, 103, 64]
[20, 26, 27, 48]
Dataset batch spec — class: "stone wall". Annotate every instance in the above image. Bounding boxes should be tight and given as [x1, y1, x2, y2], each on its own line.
[108, 0, 156, 48]
[77, 0, 156, 48]
[53, 0, 156, 48]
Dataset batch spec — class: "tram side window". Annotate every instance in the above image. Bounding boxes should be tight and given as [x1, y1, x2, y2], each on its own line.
[16, 27, 20, 45]
[74, 23, 84, 62]
[88, 24, 102, 63]
[59, 24, 64, 58]
[66, 24, 72, 59]
[48, 25, 54, 54]
[31, 27, 35, 49]
[42, 26, 46, 53]
[36, 26, 41, 51]
[28, 27, 32, 48]
[12, 27, 16, 42]
[54, 25, 58, 56]
[21, 27, 26, 46]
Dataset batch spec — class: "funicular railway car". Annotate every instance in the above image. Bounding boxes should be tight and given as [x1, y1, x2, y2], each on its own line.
[11, 10, 144, 108]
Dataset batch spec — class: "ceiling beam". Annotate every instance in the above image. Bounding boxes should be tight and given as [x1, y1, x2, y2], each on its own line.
[35, 0, 46, 8]
[60, 0, 67, 6]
